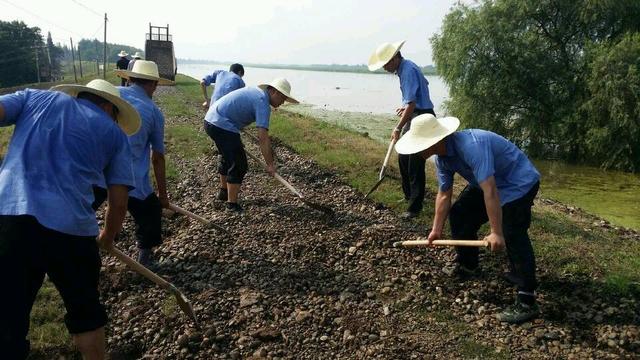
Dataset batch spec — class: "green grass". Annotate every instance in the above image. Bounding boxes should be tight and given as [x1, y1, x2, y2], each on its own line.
[28, 280, 70, 349]
[271, 111, 427, 213]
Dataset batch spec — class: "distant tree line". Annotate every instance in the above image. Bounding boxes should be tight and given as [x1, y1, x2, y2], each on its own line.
[76, 39, 142, 64]
[0, 20, 143, 88]
[432, 0, 640, 172]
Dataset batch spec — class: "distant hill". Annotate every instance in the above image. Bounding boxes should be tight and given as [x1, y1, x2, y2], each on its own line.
[177, 59, 437, 75]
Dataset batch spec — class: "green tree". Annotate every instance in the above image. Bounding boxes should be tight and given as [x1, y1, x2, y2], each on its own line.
[0, 20, 43, 87]
[580, 33, 640, 172]
[431, 0, 640, 170]
[45, 31, 65, 81]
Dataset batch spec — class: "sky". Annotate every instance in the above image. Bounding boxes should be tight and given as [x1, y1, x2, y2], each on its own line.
[0, 0, 466, 65]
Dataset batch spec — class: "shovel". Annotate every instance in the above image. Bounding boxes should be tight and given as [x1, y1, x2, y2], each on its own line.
[167, 203, 228, 234]
[393, 239, 489, 248]
[106, 245, 200, 329]
[364, 138, 397, 198]
[244, 150, 334, 216]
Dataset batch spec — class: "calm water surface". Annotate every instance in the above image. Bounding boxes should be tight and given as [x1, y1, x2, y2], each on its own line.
[179, 63, 640, 229]
[179, 63, 449, 115]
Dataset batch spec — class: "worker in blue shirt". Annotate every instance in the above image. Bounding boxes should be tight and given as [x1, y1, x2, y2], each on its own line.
[204, 78, 298, 213]
[0, 79, 140, 359]
[96, 60, 174, 267]
[200, 63, 245, 108]
[395, 114, 541, 324]
[369, 40, 436, 219]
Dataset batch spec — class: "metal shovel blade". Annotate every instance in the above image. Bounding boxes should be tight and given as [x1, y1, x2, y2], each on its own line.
[302, 198, 335, 216]
[106, 246, 201, 329]
[170, 285, 200, 330]
[364, 176, 386, 199]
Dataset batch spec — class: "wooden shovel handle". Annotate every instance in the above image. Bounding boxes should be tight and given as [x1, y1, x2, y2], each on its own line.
[168, 204, 210, 225]
[274, 173, 304, 198]
[107, 246, 173, 291]
[245, 149, 304, 199]
[379, 138, 397, 180]
[400, 239, 489, 247]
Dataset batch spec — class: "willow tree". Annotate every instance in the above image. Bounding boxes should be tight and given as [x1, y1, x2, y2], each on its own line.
[432, 0, 640, 170]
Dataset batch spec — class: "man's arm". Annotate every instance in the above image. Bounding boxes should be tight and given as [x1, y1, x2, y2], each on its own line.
[152, 150, 169, 208]
[200, 80, 210, 107]
[0, 102, 4, 123]
[257, 127, 275, 176]
[392, 101, 416, 141]
[96, 184, 129, 249]
[478, 175, 505, 251]
[427, 187, 453, 243]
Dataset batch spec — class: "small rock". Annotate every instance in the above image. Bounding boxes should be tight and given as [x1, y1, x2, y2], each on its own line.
[295, 310, 312, 323]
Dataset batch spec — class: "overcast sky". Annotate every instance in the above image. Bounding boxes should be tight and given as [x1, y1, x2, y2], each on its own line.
[1, 0, 464, 65]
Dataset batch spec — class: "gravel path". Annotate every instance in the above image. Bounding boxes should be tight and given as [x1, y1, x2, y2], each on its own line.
[90, 87, 640, 359]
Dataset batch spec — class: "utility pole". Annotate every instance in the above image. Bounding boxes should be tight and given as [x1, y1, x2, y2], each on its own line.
[34, 43, 41, 83]
[70, 38, 78, 83]
[94, 40, 99, 76]
[77, 42, 83, 78]
[46, 44, 52, 81]
[103, 13, 107, 79]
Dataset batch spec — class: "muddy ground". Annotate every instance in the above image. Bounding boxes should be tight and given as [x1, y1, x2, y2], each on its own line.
[42, 87, 640, 359]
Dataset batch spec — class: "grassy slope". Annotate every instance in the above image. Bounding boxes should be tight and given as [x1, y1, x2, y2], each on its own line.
[3, 74, 638, 357]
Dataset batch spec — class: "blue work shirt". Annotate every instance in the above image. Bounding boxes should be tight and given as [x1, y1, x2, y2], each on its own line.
[397, 59, 434, 110]
[0, 89, 135, 236]
[202, 70, 245, 103]
[118, 84, 165, 200]
[204, 87, 271, 133]
[436, 129, 540, 205]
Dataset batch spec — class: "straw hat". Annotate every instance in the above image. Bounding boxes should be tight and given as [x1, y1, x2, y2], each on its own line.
[395, 114, 460, 155]
[132, 51, 143, 59]
[116, 60, 174, 85]
[51, 79, 141, 135]
[258, 78, 299, 104]
[368, 40, 405, 71]
[117, 50, 128, 57]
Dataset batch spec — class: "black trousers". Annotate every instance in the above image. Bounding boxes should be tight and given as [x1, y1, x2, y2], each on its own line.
[0, 215, 107, 360]
[92, 187, 162, 249]
[449, 182, 540, 293]
[399, 108, 435, 213]
[204, 122, 248, 184]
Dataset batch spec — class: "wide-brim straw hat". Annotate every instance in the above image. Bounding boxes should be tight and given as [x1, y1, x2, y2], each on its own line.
[51, 79, 141, 135]
[258, 78, 299, 104]
[116, 60, 175, 85]
[132, 51, 143, 59]
[118, 50, 128, 57]
[368, 40, 405, 71]
[395, 114, 460, 155]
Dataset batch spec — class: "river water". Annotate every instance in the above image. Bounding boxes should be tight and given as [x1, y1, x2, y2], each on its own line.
[179, 63, 640, 230]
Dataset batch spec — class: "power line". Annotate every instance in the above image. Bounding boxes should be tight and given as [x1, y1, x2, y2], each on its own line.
[0, 0, 84, 38]
[69, 0, 103, 18]
[89, 23, 103, 38]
